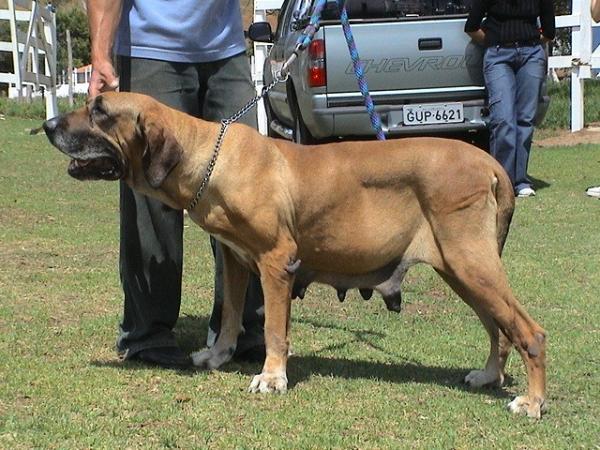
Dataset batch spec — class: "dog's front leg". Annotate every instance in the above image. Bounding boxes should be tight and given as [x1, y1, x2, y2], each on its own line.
[192, 244, 248, 370]
[249, 245, 296, 394]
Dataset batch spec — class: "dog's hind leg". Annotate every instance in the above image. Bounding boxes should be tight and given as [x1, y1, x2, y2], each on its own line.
[463, 313, 512, 388]
[435, 243, 546, 418]
[437, 271, 511, 388]
[192, 244, 248, 370]
[249, 240, 297, 394]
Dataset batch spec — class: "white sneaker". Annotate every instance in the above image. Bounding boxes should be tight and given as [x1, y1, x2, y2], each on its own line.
[585, 186, 600, 198]
[517, 187, 536, 198]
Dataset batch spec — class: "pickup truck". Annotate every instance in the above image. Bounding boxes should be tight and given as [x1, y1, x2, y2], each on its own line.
[249, 0, 549, 146]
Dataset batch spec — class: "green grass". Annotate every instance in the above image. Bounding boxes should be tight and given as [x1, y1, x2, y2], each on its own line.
[542, 79, 600, 129]
[1, 117, 600, 448]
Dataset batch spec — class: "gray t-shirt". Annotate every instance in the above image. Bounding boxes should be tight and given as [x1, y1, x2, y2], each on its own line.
[115, 0, 247, 63]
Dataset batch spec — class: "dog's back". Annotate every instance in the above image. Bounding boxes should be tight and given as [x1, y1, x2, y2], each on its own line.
[272, 136, 514, 259]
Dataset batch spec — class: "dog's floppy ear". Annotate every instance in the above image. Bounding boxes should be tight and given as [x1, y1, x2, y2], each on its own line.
[138, 110, 183, 188]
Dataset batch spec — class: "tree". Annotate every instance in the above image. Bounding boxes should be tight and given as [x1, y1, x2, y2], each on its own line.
[553, 0, 572, 56]
[0, 20, 14, 94]
[55, 6, 89, 75]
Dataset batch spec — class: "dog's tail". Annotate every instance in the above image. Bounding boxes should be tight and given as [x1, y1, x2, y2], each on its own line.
[493, 167, 515, 256]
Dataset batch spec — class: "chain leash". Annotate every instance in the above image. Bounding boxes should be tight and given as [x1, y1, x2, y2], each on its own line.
[188, 71, 289, 211]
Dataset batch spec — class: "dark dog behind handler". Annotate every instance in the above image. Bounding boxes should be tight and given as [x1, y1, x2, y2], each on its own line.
[465, 0, 555, 198]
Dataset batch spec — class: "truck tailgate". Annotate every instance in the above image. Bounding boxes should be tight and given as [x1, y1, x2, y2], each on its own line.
[324, 18, 484, 98]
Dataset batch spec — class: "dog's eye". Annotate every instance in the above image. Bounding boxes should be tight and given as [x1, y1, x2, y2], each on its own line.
[91, 103, 108, 118]
[90, 102, 114, 129]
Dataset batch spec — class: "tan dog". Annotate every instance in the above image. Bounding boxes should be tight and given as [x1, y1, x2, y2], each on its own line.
[43, 92, 547, 418]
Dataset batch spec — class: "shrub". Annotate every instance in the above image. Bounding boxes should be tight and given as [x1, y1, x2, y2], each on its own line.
[0, 94, 87, 119]
[541, 78, 600, 129]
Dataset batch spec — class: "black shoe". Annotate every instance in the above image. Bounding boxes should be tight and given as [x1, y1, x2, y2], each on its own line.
[131, 346, 192, 369]
[233, 345, 266, 363]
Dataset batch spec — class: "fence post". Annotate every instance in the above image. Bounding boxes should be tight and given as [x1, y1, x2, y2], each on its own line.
[43, 3, 58, 118]
[570, 0, 592, 131]
[7, 0, 22, 100]
[67, 29, 73, 107]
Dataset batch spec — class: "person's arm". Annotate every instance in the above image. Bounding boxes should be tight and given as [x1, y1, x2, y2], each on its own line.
[86, 0, 123, 98]
[464, 0, 487, 46]
[467, 29, 486, 45]
[593, 0, 600, 23]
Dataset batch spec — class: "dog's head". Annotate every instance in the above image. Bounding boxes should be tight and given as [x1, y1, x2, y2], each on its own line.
[43, 92, 182, 189]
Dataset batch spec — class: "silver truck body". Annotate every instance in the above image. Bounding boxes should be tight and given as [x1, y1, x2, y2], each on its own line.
[255, 0, 548, 143]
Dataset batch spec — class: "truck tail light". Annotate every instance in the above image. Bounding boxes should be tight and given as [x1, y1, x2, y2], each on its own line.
[308, 39, 326, 87]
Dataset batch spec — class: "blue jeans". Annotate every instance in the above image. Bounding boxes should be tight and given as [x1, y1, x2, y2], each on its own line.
[484, 44, 546, 193]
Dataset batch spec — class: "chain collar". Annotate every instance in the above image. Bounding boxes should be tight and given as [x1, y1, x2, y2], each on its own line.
[188, 119, 230, 211]
[187, 73, 289, 212]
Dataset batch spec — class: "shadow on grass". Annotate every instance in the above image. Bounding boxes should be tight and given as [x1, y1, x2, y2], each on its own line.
[530, 175, 551, 191]
[91, 314, 512, 399]
[89, 314, 211, 376]
[89, 359, 199, 377]
[176, 314, 210, 354]
[285, 356, 512, 399]
[262, 316, 512, 399]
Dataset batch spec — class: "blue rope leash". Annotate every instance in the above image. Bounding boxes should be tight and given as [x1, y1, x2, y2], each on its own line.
[296, 0, 328, 49]
[296, 0, 386, 141]
[337, 0, 385, 140]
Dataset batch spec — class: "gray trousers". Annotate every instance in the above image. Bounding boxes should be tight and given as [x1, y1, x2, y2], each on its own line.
[116, 53, 264, 357]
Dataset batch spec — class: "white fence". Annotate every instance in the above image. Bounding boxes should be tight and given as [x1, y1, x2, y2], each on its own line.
[0, 0, 57, 119]
[253, 0, 598, 134]
[56, 64, 91, 97]
[252, 0, 285, 135]
[549, 0, 599, 131]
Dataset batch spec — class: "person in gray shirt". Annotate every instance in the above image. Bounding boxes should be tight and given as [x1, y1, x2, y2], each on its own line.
[87, 0, 265, 368]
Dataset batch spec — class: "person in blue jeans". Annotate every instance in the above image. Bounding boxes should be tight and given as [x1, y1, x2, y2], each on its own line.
[465, 0, 555, 198]
[87, 0, 265, 368]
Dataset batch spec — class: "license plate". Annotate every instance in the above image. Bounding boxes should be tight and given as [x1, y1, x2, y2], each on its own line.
[403, 103, 464, 126]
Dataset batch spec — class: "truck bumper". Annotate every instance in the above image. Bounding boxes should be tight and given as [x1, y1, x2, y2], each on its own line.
[303, 94, 549, 140]
[307, 95, 486, 139]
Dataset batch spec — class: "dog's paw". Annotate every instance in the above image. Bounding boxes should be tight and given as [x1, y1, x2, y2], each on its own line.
[464, 369, 504, 388]
[191, 348, 232, 370]
[248, 372, 288, 394]
[507, 395, 546, 419]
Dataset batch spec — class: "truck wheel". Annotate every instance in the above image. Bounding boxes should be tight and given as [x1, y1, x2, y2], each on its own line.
[288, 83, 316, 145]
[293, 111, 316, 144]
[264, 96, 282, 139]
[471, 130, 490, 152]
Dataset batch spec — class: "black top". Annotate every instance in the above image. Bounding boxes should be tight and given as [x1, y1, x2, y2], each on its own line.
[464, 0, 556, 47]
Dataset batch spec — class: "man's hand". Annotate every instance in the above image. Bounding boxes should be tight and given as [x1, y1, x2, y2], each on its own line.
[87, 0, 124, 98]
[467, 29, 486, 46]
[88, 58, 119, 98]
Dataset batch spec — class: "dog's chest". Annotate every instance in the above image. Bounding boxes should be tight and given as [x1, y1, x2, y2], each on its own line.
[212, 233, 255, 267]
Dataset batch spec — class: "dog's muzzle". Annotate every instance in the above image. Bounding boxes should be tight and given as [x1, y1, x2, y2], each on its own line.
[43, 116, 125, 182]
[42, 116, 60, 136]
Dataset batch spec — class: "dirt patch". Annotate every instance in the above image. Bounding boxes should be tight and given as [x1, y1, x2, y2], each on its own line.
[402, 300, 440, 316]
[534, 126, 600, 148]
